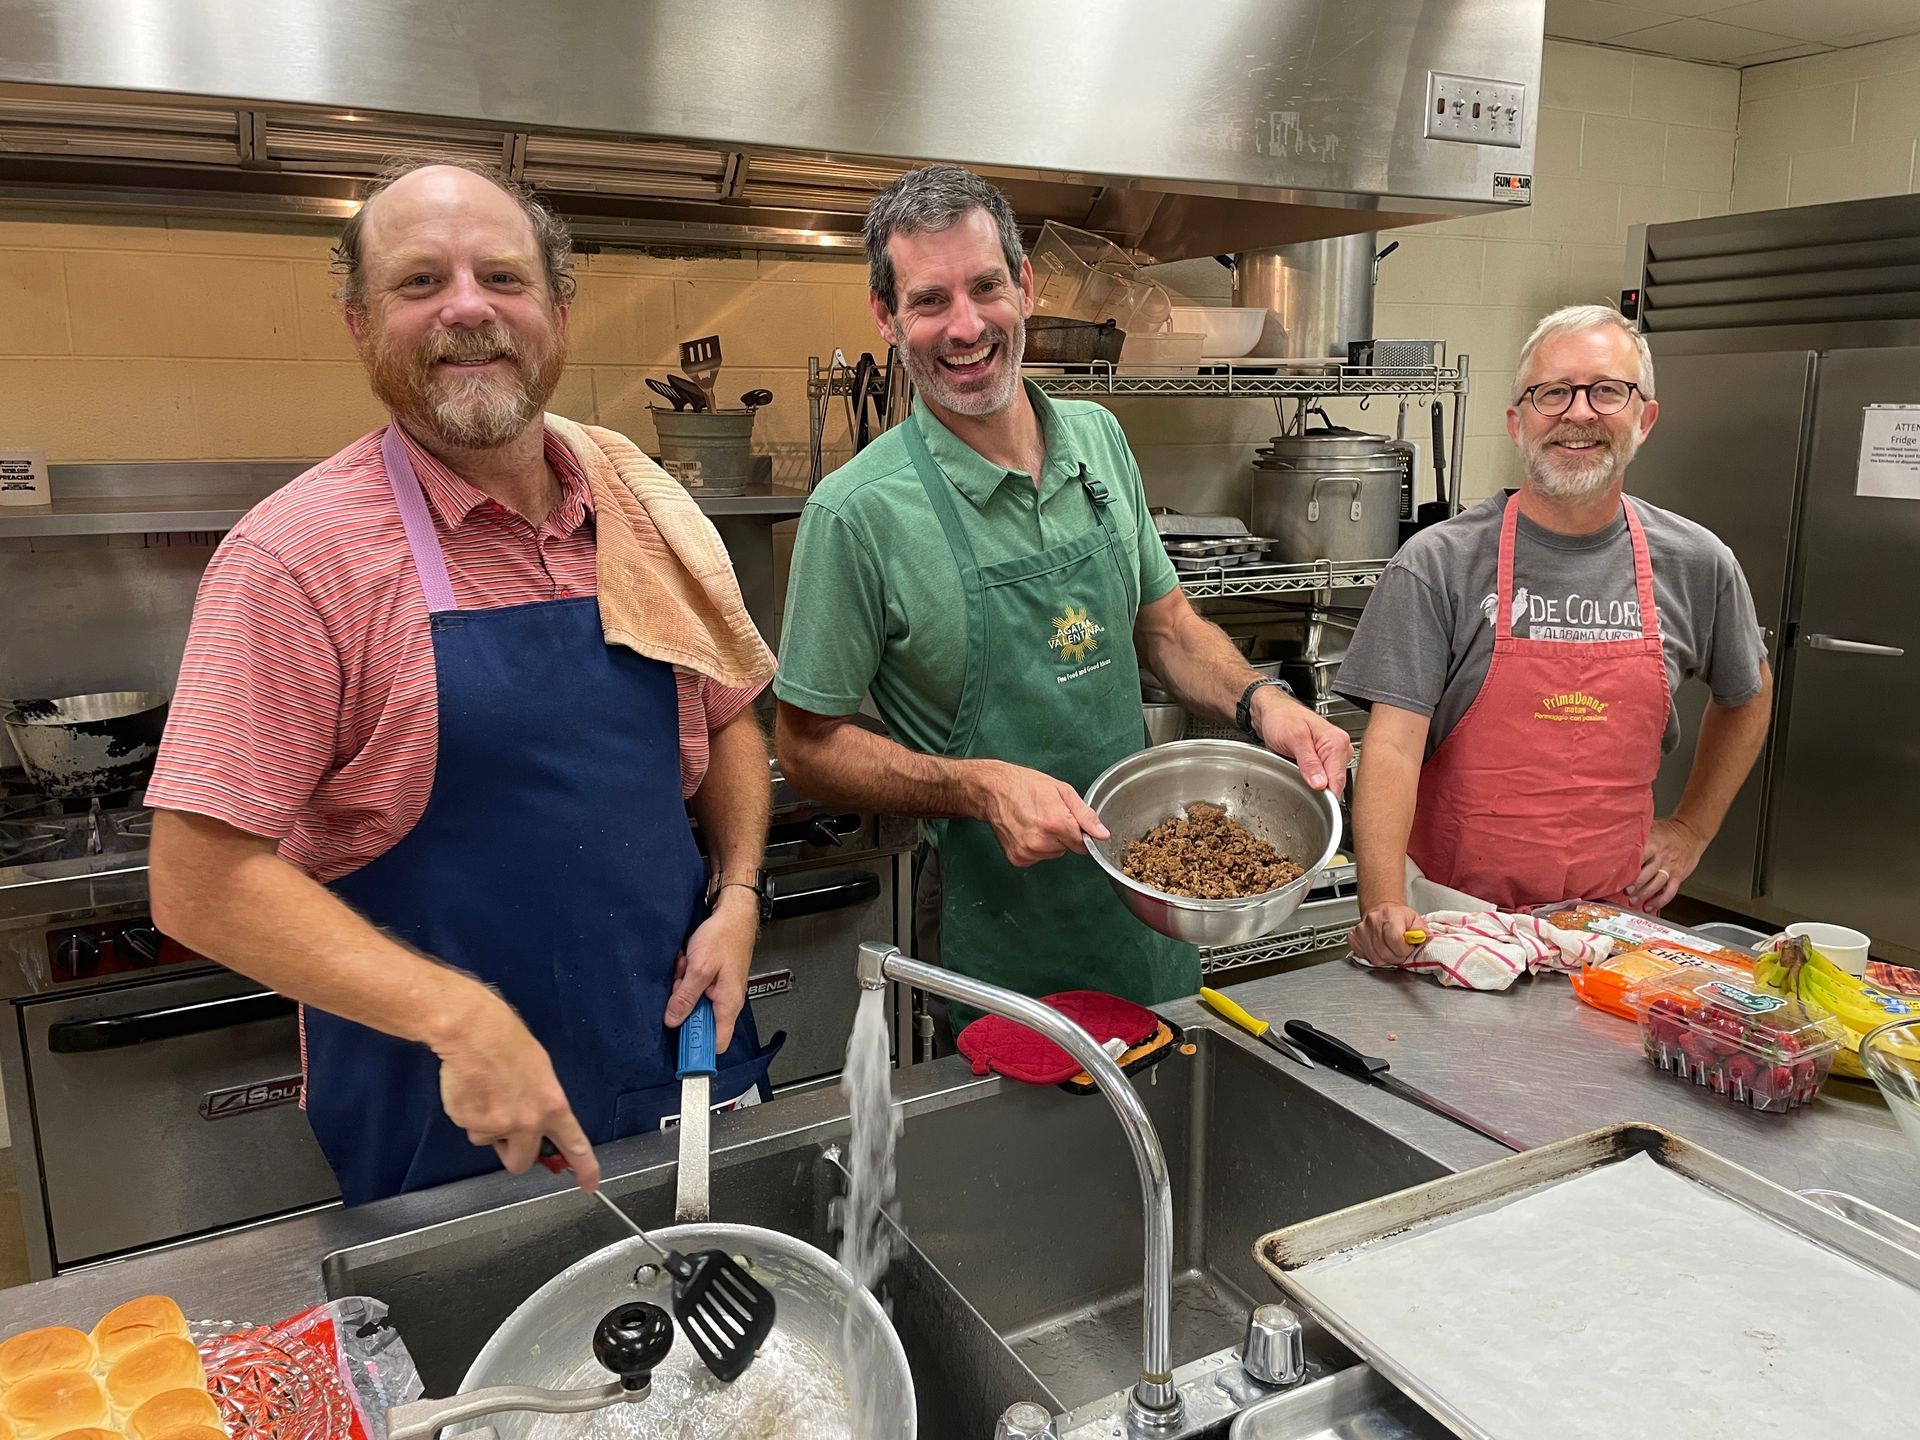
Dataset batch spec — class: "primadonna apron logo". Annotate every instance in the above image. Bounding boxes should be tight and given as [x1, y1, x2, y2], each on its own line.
[1536, 691, 1609, 723]
[1050, 604, 1111, 682]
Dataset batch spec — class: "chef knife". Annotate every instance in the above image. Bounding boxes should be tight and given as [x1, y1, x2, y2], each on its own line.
[1199, 987, 1315, 1067]
[1281, 1019, 1527, 1152]
[674, 996, 716, 1222]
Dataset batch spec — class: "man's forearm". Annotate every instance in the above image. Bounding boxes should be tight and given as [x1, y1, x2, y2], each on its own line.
[775, 704, 995, 821]
[148, 810, 487, 1051]
[1354, 743, 1422, 913]
[689, 709, 773, 880]
[1671, 670, 1772, 843]
[1135, 595, 1262, 725]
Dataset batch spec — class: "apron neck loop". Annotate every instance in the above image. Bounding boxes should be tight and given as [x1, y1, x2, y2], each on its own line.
[1078, 466, 1110, 507]
[381, 424, 459, 614]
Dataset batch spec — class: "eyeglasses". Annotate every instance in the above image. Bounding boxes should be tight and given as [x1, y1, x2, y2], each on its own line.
[1519, 379, 1641, 416]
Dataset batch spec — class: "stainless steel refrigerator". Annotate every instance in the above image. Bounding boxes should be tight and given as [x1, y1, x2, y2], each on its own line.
[1627, 194, 1920, 967]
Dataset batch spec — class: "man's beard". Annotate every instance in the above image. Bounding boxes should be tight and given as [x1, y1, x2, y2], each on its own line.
[1524, 419, 1641, 500]
[894, 313, 1025, 418]
[365, 320, 565, 450]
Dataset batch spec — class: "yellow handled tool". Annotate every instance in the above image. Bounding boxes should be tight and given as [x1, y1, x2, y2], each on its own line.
[1404, 929, 1428, 945]
[1199, 987, 1314, 1067]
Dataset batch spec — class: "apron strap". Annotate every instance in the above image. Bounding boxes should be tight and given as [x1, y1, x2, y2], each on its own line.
[1620, 497, 1664, 648]
[381, 424, 459, 615]
[904, 414, 992, 762]
[1494, 494, 1522, 642]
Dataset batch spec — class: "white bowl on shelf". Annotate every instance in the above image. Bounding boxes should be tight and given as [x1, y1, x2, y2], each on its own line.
[1170, 306, 1266, 359]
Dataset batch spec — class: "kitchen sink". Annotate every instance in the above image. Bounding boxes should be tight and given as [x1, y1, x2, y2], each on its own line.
[323, 1029, 1445, 1436]
[888, 1030, 1447, 1413]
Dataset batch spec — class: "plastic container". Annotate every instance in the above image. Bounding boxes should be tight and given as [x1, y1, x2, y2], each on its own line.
[1628, 970, 1844, 1114]
[1572, 940, 1753, 1021]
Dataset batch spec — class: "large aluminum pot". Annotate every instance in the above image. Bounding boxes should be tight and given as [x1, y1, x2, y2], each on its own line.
[1230, 233, 1379, 359]
[1253, 428, 1403, 565]
[2, 691, 169, 798]
[1084, 740, 1342, 947]
[455, 1221, 914, 1439]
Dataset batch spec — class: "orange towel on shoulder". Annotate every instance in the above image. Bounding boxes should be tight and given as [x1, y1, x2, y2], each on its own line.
[545, 414, 776, 692]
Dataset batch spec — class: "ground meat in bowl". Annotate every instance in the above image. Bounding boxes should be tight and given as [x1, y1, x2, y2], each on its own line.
[1119, 802, 1305, 899]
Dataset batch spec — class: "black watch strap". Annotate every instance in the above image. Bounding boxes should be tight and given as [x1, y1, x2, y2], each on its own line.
[1236, 676, 1294, 735]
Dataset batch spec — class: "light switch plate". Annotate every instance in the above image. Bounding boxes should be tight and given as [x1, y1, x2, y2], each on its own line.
[1424, 71, 1526, 149]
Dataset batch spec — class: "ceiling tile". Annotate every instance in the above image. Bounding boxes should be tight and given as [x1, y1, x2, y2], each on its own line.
[1544, 0, 1671, 43]
[1603, 16, 1807, 62]
[1728, 40, 1831, 63]
[1608, 0, 1731, 14]
[1829, 25, 1920, 47]
[1710, 0, 1920, 45]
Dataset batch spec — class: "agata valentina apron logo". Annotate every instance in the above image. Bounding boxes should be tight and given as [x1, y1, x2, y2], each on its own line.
[1535, 691, 1609, 723]
[1049, 604, 1105, 664]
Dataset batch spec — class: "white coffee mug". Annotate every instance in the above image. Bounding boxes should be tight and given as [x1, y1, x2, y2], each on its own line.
[0, 450, 50, 507]
[1786, 921, 1872, 977]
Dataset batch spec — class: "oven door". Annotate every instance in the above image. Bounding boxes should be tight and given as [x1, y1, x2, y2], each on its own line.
[20, 968, 339, 1269]
[753, 858, 899, 1088]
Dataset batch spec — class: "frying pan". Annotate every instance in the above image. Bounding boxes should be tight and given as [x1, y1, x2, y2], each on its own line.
[3, 691, 170, 798]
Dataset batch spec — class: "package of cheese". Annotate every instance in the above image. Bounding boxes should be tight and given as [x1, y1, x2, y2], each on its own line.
[1571, 938, 1755, 1021]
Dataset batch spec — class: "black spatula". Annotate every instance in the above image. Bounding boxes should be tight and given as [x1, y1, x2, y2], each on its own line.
[541, 1142, 776, 1382]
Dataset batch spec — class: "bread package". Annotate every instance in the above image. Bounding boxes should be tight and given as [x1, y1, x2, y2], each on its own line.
[0, 1330, 97, 1388]
[1, 1370, 110, 1440]
[101, 1342, 201, 1417]
[89, 1302, 188, 1370]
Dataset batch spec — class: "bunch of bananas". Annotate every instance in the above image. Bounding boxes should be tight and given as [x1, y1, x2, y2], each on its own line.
[1754, 940, 1920, 1079]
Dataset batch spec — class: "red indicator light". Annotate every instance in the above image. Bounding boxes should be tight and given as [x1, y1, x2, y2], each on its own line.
[1472, 102, 1482, 119]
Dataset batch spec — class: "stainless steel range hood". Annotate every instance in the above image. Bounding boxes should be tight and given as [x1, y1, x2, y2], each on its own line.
[0, 0, 1542, 259]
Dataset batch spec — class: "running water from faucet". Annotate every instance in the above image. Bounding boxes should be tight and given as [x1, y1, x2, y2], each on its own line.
[835, 985, 901, 1302]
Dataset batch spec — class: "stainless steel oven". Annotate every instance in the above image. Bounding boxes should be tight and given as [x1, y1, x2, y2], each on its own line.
[753, 856, 903, 1088]
[13, 966, 339, 1271]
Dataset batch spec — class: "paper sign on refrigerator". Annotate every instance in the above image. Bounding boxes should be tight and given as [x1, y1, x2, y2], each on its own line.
[1856, 404, 1920, 500]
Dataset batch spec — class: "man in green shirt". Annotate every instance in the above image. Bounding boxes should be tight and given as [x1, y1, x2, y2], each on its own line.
[775, 165, 1351, 1025]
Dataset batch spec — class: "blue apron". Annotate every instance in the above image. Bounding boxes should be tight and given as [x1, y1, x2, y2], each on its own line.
[304, 425, 780, 1206]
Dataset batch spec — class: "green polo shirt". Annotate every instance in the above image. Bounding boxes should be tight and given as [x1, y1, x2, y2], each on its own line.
[775, 383, 1179, 757]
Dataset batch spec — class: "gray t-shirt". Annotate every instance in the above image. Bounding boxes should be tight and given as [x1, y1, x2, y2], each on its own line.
[1335, 491, 1766, 756]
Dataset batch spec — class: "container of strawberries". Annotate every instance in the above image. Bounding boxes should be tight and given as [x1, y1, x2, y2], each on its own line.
[1627, 970, 1846, 1113]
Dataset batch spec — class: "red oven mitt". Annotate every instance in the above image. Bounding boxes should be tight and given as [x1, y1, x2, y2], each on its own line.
[956, 990, 1161, 1085]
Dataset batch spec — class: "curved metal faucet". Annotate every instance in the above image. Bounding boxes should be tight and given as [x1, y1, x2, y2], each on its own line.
[857, 942, 1180, 1429]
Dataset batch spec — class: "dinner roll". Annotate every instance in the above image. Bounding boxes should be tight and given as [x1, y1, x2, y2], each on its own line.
[150, 1429, 227, 1440]
[103, 1338, 202, 1414]
[0, 1330, 95, 1387]
[127, 1388, 222, 1440]
[46, 1430, 119, 1440]
[90, 1298, 189, 1367]
[1, 1370, 109, 1439]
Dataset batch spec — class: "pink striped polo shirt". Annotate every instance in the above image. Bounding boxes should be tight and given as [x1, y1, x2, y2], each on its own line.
[147, 423, 770, 882]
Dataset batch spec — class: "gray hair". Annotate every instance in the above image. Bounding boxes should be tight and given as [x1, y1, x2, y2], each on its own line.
[1511, 303, 1655, 404]
[331, 155, 578, 311]
[864, 165, 1025, 313]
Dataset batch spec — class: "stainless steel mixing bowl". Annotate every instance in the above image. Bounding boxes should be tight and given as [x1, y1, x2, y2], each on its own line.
[1084, 740, 1342, 947]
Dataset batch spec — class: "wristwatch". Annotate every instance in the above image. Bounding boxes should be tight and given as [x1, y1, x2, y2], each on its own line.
[707, 868, 774, 924]
[1235, 676, 1295, 736]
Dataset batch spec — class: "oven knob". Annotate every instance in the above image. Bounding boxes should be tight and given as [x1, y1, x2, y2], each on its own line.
[53, 932, 101, 979]
[807, 817, 846, 848]
[117, 924, 165, 967]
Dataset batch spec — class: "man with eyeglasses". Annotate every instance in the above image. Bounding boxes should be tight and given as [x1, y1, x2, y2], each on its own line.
[1339, 304, 1771, 962]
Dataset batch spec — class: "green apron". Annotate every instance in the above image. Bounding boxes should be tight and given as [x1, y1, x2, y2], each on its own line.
[904, 414, 1199, 1022]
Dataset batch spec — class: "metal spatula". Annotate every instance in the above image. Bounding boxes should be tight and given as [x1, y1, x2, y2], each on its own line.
[674, 995, 715, 1222]
[539, 1142, 778, 1383]
[679, 334, 722, 412]
[589, 1186, 776, 1382]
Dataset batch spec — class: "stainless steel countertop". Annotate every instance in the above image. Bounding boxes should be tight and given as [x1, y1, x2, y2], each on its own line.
[1, 956, 1913, 1333]
[1166, 963, 1920, 1221]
